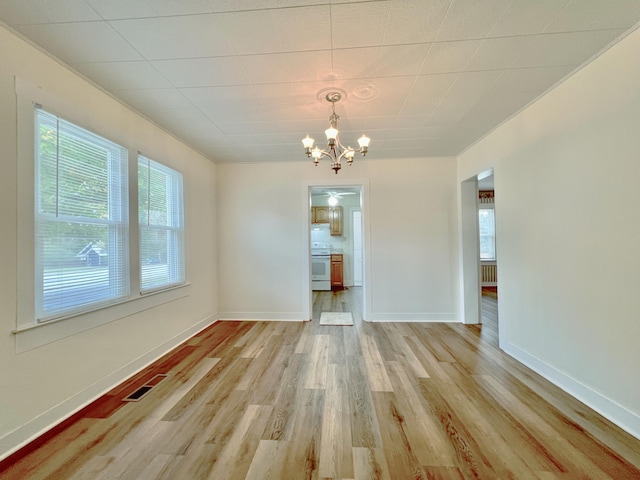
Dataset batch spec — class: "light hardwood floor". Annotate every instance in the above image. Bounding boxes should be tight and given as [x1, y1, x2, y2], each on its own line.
[2, 287, 639, 479]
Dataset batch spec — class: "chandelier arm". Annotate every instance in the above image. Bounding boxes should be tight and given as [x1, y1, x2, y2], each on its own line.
[337, 149, 359, 163]
[315, 148, 333, 159]
[335, 136, 365, 154]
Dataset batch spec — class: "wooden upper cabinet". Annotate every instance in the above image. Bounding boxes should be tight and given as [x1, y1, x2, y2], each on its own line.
[329, 206, 342, 236]
[312, 206, 343, 236]
[312, 206, 330, 224]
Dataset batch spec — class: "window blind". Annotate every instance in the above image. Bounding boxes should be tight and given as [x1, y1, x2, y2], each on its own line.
[138, 155, 185, 292]
[35, 108, 129, 321]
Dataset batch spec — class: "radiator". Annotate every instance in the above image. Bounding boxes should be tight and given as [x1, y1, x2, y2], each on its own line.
[481, 262, 497, 286]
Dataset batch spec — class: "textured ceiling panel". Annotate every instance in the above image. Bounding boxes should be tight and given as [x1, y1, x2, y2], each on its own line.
[14, 22, 143, 63]
[151, 57, 250, 88]
[0, 0, 639, 165]
[85, 0, 214, 20]
[0, 0, 100, 24]
[75, 61, 173, 90]
[435, 0, 511, 41]
[110, 15, 235, 60]
[487, 0, 571, 37]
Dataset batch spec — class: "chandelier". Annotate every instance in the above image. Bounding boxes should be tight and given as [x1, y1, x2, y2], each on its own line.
[301, 91, 370, 174]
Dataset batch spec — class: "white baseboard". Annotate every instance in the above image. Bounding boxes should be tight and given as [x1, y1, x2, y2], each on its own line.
[217, 312, 308, 322]
[366, 312, 459, 322]
[502, 341, 640, 441]
[0, 315, 217, 462]
[217, 311, 458, 323]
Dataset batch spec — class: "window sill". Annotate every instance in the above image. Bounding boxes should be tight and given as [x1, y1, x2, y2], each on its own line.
[13, 282, 191, 352]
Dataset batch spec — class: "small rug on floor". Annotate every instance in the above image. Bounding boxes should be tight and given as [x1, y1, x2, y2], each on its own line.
[319, 312, 354, 326]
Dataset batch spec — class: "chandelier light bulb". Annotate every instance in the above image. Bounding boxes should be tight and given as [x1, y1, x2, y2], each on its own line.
[311, 147, 322, 165]
[302, 135, 315, 155]
[345, 148, 355, 164]
[358, 135, 370, 154]
[325, 126, 338, 145]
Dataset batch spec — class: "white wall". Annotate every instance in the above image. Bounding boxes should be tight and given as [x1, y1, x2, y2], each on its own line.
[217, 156, 460, 322]
[458, 28, 640, 438]
[0, 26, 218, 459]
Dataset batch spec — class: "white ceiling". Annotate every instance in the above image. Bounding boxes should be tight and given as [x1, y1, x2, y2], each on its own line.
[2, 0, 640, 164]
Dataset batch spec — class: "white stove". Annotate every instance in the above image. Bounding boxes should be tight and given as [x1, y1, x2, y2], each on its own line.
[311, 242, 331, 290]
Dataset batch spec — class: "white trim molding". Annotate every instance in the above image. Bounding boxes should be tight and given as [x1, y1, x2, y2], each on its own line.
[366, 312, 459, 322]
[0, 315, 217, 462]
[503, 341, 640, 441]
[217, 312, 308, 322]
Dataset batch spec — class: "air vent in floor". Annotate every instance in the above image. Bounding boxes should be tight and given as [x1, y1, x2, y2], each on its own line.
[123, 374, 168, 402]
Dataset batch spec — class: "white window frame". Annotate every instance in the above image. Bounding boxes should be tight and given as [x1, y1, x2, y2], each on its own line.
[14, 79, 190, 352]
[138, 155, 185, 293]
[478, 206, 496, 261]
[34, 108, 130, 322]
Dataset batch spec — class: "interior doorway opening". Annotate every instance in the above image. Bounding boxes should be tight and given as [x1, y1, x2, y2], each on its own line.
[460, 168, 499, 342]
[308, 184, 365, 322]
[477, 171, 499, 344]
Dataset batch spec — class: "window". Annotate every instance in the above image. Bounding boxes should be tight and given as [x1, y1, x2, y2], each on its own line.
[479, 208, 496, 260]
[138, 155, 185, 292]
[35, 108, 129, 321]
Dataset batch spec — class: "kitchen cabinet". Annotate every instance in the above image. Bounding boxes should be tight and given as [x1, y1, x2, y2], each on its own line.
[312, 206, 331, 224]
[331, 254, 343, 289]
[329, 206, 342, 236]
[312, 206, 343, 236]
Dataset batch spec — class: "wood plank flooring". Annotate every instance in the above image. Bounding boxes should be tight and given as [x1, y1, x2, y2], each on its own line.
[2, 287, 640, 479]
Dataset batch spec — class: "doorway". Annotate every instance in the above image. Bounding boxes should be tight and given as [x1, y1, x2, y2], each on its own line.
[477, 171, 499, 344]
[306, 182, 368, 322]
[460, 170, 499, 341]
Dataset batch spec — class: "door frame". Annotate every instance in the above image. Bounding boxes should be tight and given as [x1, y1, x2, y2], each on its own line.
[460, 175, 481, 324]
[302, 178, 371, 322]
[351, 209, 363, 287]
